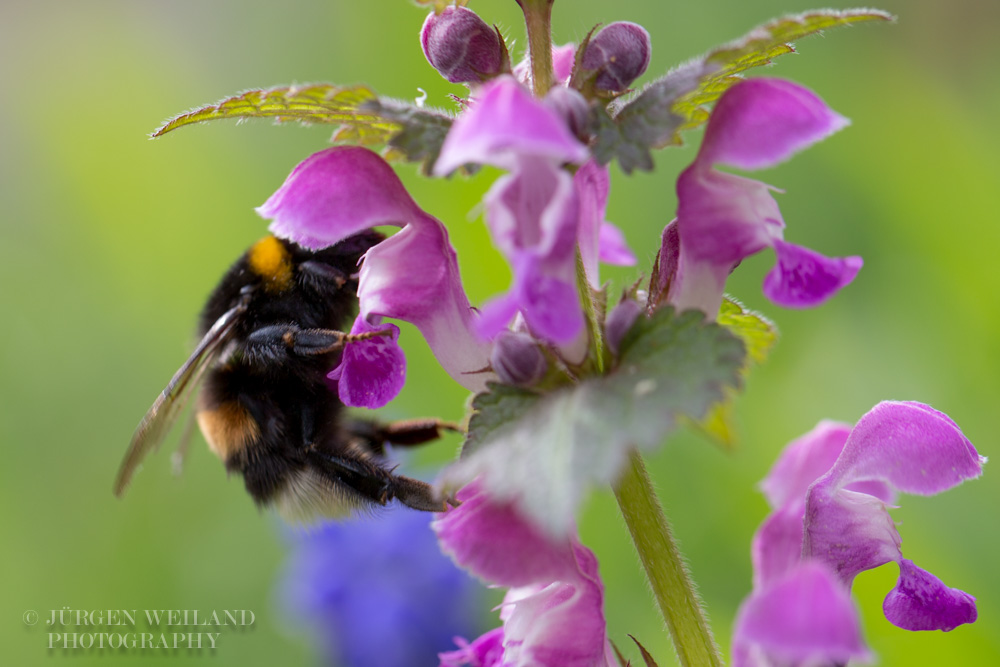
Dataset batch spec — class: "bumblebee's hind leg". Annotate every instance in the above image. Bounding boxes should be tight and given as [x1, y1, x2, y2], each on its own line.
[344, 418, 461, 456]
[305, 446, 447, 513]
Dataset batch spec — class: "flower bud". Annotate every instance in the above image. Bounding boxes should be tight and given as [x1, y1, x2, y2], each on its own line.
[605, 298, 643, 355]
[421, 7, 505, 84]
[581, 22, 651, 93]
[490, 332, 547, 386]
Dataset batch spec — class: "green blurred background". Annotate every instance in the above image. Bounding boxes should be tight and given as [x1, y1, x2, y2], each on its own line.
[2, 0, 997, 664]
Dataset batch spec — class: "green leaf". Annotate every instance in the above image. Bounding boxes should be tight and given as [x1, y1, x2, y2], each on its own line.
[359, 98, 456, 174]
[717, 296, 778, 366]
[593, 9, 893, 173]
[152, 84, 391, 137]
[151, 84, 455, 172]
[693, 297, 778, 447]
[443, 308, 745, 536]
[462, 383, 541, 457]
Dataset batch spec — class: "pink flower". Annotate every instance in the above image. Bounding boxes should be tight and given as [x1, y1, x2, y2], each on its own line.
[659, 78, 861, 318]
[433, 482, 617, 667]
[435, 76, 633, 343]
[257, 146, 491, 406]
[735, 402, 983, 665]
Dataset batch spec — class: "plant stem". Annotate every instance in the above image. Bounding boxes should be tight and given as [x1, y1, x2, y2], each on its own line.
[575, 247, 604, 374]
[613, 450, 724, 667]
[518, 0, 554, 96]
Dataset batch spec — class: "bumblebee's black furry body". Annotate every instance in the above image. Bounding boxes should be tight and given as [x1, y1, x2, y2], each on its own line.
[116, 232, 445, 517]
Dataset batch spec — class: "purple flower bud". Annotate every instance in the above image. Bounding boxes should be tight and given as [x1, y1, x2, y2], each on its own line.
[421, 7, 505, 84]
[490, 331, 547, 386]
[581, 22, 651, 93]
[604, 298, 642, 355]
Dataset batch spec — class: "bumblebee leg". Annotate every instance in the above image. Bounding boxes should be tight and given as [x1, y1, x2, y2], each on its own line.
[305, 447, 447, 512]
[344, 418, 462, 454]
[297, 260, 350, 288]
[244, 324, 392, 360]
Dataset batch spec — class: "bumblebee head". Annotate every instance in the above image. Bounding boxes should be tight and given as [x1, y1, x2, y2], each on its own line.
[247, 235, 294, 292]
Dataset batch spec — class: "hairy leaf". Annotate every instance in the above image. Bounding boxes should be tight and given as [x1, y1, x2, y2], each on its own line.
[694, 297, 779, 447]
[594, 9, 893, 173]
[444, 308, 745, 536]
[717, 296, 778, 366]
[463, 383, 541, 457]
[152, 84, 454, 172]
[360, 98, 455, 174]
[152, 84, 390, 137]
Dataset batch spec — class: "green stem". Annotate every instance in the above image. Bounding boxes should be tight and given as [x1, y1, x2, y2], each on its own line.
[614, 450, 723, 667]
[575, 247, 604, 374]
[518, 0, 554, 96]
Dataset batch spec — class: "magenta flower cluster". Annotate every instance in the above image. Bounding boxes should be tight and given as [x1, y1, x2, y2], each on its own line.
[734, 402, 983, 665]
[241, 4, 983, 665]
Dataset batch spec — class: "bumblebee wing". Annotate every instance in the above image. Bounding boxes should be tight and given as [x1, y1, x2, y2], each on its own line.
[114, 300, 248, 497]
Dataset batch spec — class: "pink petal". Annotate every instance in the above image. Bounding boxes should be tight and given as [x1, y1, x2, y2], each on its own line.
[327, 317, 405, 409]
[760, 420, 853, 509]
[698, 78, 849, 171]
[439, 628, 505, 667]
[474, 292, 521, 340]
[432, 482, 580, 587]
[598, 223, 636, 266]
[574, 160, 610, 286]
[803, 485, 902, 586]
[434, 76, 588, 174]
[671, 167, 782, 315]
[258, 146, 421, 250]
[676, 167, 783, 266]
[479, 158, 583, 343]
[827, 401, 985, 495]
[514, 43, 577, 87]
[733, 562, 871, 667]
[359, 214, 491, 392]
[762, 239, 862, 308]
[500, 544, 609, 667]
[751, 502, 806, 590]
[517, 261, 584, 343]
[551, 43, 577, 84]
[883, 559, 977, 631]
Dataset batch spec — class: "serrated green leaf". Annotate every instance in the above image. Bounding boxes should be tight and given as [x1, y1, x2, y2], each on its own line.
[463, 383, 541, 457]
[151, 84, 393, 137]
[693, 297, 779, 447]
[443, 308, 745, 536]
[151, 84, 455, 172]
[360, 98, 455, 174]
[594, 9, 892, 172]
[717, 296, 778, 365]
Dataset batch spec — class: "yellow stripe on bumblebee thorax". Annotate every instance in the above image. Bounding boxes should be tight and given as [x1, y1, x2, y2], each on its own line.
[247, 235, 293, 292]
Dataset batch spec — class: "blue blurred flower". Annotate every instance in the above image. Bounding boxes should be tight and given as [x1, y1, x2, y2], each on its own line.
[280, 506, 486, 667]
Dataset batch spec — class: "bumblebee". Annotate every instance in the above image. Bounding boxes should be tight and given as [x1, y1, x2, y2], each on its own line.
[114, 232, 450, 518]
